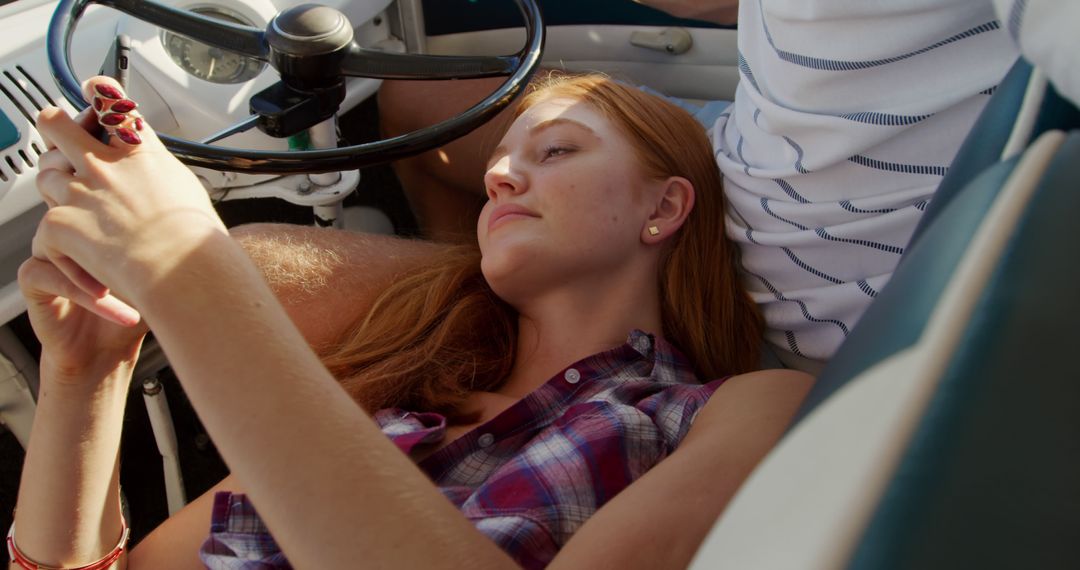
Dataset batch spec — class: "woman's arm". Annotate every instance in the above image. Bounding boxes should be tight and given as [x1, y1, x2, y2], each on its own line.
[31, 80, 521, 568]
[9, 255, 146, 567]
[549, 369, 813, 569]
[632, 0, 739, 25]
[132, 231, 520, 569]
[10, 360, 132, 568]
[126, 476, 235, 568]
[230, 223, 444, 350]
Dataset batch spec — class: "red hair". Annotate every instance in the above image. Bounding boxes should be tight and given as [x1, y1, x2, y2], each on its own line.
[321, 74, 761, 414]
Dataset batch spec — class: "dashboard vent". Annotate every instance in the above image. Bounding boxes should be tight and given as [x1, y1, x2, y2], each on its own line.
[0, 65, 53, 184]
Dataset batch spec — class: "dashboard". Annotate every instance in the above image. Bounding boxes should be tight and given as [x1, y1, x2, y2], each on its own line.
[0, 0, 398, 325]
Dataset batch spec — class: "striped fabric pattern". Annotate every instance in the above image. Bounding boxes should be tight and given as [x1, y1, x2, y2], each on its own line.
[199, 331, 722, 568]
[714, 0, 1022, 360]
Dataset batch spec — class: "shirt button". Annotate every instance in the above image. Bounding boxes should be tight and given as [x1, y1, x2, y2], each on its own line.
[478, 433, 495, 448]
[564, 368, 581, 384]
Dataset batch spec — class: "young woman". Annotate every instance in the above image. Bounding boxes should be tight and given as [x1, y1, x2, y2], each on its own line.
[11, 74, 811, 569]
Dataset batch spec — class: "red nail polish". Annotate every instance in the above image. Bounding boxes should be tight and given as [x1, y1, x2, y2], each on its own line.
[110, 99, 137, 113]
[92, 97, 104, 112]
[115, 128, 142, 145]
[135, 118, 144, 131]
[100, 113, 126, 126]
[94, 84, 124, 100]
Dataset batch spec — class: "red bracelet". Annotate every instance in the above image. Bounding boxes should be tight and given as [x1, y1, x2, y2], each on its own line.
[6, 515, 130, 570]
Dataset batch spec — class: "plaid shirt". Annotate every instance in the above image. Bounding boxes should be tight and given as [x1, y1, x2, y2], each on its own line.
[200, 330, 726, 568]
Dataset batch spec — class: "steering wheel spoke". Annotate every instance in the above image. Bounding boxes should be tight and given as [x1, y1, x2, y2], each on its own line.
[341, 47, 519, 80]
[98, 0, 268, 60]
[48, 0, 544, 174]
[198, 115, 261, 145]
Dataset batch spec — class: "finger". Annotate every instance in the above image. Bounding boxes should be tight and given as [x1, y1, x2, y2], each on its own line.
[30, 215, 109, 299]
[37, 148, 76, 174]
[82, 76, 163, 151]
[35, 165, 80, 207]
[51, 255, 110, 299]
[39, 108, 97, 151]
[19, 258, 141, 327]
[96, 294, 142, 327]
[35, 107, 105, 173]
[39, 107, 97, 145]
[75, 105, 99, 130]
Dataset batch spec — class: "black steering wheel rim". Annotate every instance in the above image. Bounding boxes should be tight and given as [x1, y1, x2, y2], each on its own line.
[47, 0, 545, 174]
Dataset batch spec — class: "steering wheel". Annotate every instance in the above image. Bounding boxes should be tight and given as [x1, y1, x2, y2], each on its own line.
[47, 0, 545, 174]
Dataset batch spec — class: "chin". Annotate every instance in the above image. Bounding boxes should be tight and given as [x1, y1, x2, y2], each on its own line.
[481, 249, 539, 307]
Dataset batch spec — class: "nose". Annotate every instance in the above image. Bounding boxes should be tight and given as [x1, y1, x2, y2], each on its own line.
[484, 155, 526, 200]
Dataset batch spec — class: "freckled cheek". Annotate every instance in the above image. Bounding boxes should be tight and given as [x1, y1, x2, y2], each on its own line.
[599, 184, 638, 225]
[547, 178, 631, 231]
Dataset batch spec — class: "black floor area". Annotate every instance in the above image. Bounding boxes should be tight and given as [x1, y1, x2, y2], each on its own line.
[0, 93, 419, 557]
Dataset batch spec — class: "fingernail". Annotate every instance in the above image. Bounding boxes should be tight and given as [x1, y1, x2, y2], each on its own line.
[115, 128, 142, 145]
[92, 96, 105, 112]
[94, 83, 124, 100]
[98, 294, 142, 327]
[135, 118, 144, 131]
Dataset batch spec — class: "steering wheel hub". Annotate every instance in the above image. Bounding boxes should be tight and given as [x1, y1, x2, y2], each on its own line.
[268, 4, 353, 55]
[267, 4, 354, 88]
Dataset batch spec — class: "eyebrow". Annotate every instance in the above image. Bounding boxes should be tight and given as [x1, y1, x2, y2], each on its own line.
[487, 117, 599, 169]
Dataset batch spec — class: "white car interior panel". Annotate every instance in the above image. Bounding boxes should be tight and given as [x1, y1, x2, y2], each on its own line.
[426, 26, 739, 103]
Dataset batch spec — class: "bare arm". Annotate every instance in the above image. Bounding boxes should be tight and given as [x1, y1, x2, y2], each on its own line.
[230, 223, 444, 350]
[550, 369, 813, 569]
[29, 90, 515, 567]
[126, 476, 237, 568]
[127, 230, 518, 569]
[632, 0, 739, 25]
[9, 360, 132, 569]
[9, 257, 146, 568]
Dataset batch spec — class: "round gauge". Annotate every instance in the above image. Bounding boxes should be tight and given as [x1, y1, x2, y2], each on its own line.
[161, 6, 265, 84]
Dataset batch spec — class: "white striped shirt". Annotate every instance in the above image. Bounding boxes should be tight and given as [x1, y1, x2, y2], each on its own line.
[715, 0, 1025, 361]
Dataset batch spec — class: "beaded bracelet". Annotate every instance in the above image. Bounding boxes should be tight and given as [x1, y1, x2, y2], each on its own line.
[6, 515, 130, 570]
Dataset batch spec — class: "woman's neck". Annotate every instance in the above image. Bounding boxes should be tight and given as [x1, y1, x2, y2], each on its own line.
[497, 273, 664, 399]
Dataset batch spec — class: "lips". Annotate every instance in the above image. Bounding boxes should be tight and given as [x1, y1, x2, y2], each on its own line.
[487, 203, 540, 232]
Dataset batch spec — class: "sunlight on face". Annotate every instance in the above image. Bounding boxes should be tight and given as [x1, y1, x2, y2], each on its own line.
[477, 97, 659, 307]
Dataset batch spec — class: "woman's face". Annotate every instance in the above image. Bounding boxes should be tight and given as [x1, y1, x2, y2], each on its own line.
[478, 97, 662, 305]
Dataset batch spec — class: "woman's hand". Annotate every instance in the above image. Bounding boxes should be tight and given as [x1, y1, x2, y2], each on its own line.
[32, 76, 228, 311]
[631, 0, 738, 24]
[18, 256, 146, 384]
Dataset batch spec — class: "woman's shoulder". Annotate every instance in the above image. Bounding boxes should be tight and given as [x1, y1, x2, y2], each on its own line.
[728, 368, 814, 383]
[689, 368, 815, 434]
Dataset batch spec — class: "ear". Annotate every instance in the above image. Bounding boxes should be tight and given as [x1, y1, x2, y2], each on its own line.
[642, 176, 695, 244]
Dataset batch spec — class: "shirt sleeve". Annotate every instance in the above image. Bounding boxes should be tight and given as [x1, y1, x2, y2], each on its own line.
[992, 0, 1080, 106]
[638, 376, 730, 452]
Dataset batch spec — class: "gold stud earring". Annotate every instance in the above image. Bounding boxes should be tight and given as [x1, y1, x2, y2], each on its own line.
[648, 226, 660, 236]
